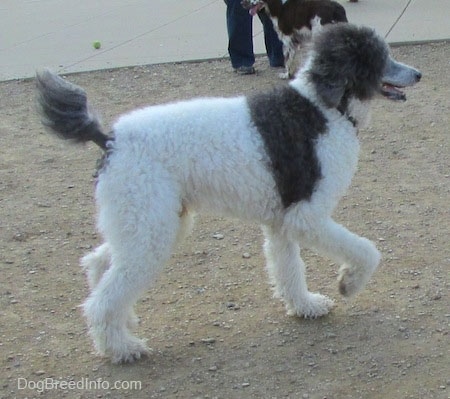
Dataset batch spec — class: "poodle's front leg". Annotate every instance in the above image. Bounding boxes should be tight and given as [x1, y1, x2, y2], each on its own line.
[302, 219, 381, 297]
[262, 226, 334, 318]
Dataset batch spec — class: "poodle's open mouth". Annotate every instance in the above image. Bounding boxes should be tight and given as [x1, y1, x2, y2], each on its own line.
[380, 83, 406, 101]
[380, 60, 421, 101]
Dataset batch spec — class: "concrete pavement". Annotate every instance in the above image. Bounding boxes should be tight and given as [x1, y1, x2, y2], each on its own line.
[1, 0, 449, 81]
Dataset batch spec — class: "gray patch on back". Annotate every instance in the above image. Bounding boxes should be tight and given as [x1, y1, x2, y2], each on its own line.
[247, 86, 327, 208]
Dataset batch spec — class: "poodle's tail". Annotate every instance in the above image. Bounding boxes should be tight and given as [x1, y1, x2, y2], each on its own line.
[36, 69, 110, 150]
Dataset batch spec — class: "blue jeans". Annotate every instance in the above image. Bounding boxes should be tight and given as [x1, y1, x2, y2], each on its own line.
[225, 0, 284, 69]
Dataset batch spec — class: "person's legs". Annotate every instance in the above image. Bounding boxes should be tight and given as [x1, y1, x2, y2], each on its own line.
[258, 11, 284, 67]
[225, 0, 255, 70]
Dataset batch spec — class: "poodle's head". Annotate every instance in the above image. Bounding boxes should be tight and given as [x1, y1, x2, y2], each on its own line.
[307, 23, 421, 108]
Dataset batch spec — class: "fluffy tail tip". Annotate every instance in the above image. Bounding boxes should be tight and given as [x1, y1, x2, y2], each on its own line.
[36, 69, 110, 149]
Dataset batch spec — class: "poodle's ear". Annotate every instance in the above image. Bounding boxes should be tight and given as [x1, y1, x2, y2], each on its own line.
[314, 79, 347, 108]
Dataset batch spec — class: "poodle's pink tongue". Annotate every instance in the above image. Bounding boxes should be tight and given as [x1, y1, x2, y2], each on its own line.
[249, 4, 264, 16]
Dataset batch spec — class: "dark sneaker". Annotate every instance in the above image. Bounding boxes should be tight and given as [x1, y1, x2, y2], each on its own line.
[234, 66, 256, 75]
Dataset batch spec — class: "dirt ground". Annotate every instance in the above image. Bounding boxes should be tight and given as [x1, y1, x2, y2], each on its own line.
[1, 41, 449, 399]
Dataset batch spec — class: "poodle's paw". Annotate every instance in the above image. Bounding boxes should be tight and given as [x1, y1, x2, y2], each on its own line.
[338, 265, 356, 296]
[109, 336, 150, 364]
[89, 322, 150, 364]
[278, 71, 290, 79]
[286, 292, 335, 319]
[338, 264, 374, 297]
[339, 241, 381, 297]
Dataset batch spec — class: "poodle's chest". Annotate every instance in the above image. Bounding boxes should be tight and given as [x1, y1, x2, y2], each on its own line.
[314, 126, 360, 199]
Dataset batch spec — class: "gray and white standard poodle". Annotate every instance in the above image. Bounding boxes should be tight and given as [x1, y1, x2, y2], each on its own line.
[36, 23, 421, 363]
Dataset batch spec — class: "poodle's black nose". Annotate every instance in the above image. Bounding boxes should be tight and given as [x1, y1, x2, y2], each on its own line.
[415, 71, 422, 82]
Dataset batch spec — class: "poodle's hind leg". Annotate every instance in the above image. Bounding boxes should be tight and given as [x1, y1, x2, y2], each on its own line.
[302, 218, 381, 297]
[262, 225, 334, 318]
[81, 242, 139, 329]
[84, 180, 183, 363]
[81, 243, 111, 291]
[84, 228, 179, 363]
[83, 258, 152, 364]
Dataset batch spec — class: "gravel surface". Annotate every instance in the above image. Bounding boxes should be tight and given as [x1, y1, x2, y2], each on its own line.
[1, 41, 449, 399]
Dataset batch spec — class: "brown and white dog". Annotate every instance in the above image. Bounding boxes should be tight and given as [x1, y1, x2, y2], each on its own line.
[241, 0, 348, 78]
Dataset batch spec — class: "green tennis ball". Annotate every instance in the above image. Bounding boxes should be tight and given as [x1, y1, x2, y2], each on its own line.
[93, 41, 101, 49]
